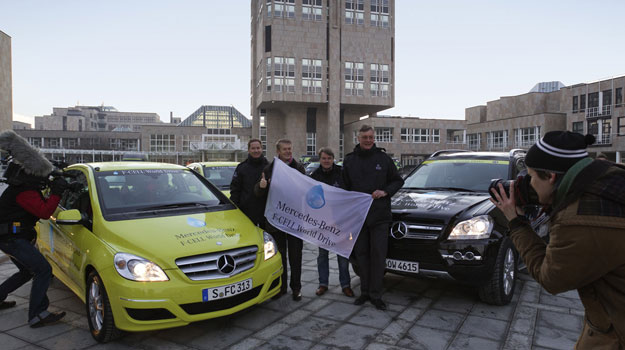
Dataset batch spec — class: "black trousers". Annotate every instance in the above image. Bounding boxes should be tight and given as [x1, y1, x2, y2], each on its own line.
[353, 222, 389, 300]
[270, 230, 303, 293]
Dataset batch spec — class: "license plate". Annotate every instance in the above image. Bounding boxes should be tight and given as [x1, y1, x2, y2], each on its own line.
[202, 278, 252, 301]
[386, 258, 419, 273]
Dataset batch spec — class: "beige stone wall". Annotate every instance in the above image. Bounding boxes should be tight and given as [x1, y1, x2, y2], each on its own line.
[0, 31, 12, 132]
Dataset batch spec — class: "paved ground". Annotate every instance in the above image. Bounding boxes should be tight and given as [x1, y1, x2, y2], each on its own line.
[0, 241, 585, 350]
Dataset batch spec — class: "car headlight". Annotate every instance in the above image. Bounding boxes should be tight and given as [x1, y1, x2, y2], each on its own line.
[114, 252, 169, 282]
[448, 215, 493, 240]
[263, 231, 277, 260]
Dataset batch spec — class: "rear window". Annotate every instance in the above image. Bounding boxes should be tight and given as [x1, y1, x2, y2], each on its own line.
[202, 166, 236, 190]
[403, 158, 509, 192]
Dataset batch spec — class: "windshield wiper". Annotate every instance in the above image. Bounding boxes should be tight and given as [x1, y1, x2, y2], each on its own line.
[420, 187, 475, 192]
[134, 202, 210, 211]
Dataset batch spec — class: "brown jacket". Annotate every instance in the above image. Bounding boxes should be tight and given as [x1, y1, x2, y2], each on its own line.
[510, 161, 625, 349]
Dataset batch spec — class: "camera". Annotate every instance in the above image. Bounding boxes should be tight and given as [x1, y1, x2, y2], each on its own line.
[489, 172, 538, 207]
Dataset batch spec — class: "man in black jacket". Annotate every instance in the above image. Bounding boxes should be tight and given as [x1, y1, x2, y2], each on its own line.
[254, 139, 306, 301]
[342, 125, 404, 310]
[230, 139, 269, 227]
[310, 147, 354, 298]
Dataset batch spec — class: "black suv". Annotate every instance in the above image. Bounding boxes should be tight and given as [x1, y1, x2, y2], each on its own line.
[387, 150, 528, 305]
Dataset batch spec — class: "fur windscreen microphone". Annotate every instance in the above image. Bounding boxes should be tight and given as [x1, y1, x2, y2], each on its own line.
[0, 129, 54, 177]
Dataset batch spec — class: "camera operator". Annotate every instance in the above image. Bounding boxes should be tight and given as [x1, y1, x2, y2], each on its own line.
[491, 131, 625, 349]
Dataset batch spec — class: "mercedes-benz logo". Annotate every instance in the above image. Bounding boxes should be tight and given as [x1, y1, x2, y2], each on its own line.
[390, 221, 408, 239]
[217, 254, 236, 274]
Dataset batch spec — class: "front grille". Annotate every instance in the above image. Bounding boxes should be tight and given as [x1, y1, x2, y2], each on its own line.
[125, 308, 176, 321]
[390, 220, 445, 240]
[175, 246, 258, 281]
[180, 285, 263, 315]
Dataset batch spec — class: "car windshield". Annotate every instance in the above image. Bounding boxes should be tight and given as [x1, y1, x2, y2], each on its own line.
[305, 162, 320, 175]
[202, 166, 236, 189]
[95, 169, 225, 215]
[403, 158, 509, 192]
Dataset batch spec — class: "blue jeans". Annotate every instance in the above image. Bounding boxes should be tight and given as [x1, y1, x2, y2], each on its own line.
[0, 238, 52, 321]
[317, 248, 351, 288]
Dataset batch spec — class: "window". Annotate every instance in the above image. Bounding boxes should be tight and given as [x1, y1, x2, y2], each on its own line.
[150, 134, 176, 152]
[400, 128, 428, 143]
[370, 0, 389, 27]
[375, 128, 393, 143]
[260, 109, 267, 154]
[619, 117, 625, 136]
[487, 130, 508, 150]
[514, 127, 540, 148]
[616, 88, 623, 106]
[267, 57, 295, 93]
[265, 26, 271, 52]
[345, 0, 364, 25]
[46, 138, 60, 148]
[572, 95, 578, 113]
[267, 0, 295, 18]
[303, 0, 323, 21]
[306, 132, 316, 155]
[431, 129, 440, 143]
[339, 133, 344, 159]
[580, 94, 586, 110]
[370, 63, 389, 97]
[182, 135, 201, 152]
[603, 89, 612, 106]
[467, 133, 480, 151]
[588, 92, 599, 108]
[302, 59, 322, 94]
[588, 119, 612, 144]
[572, 121, 584, 134]
[345, 62, 364, 96]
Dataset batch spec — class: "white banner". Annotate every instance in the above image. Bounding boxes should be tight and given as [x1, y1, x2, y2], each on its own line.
[265, 158, 373, 258]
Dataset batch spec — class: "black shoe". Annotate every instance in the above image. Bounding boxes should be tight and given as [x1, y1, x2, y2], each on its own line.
[292, 290, 302, 301]
[354, 294, 370, 305]
[0, 300, 16, 310]
[30, 311, 66, 328]
[371, 298, 387, 311]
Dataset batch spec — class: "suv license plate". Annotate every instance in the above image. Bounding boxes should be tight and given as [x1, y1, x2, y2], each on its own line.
[202, 278, 252, 301]
[386, 259, 419, 273]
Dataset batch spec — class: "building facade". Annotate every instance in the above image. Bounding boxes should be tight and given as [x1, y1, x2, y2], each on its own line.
[251, 0, 395, 159]
[0, 30, 12, 131]
[464, 75, 625, 162]
[344, 115, 466, 165]
[34, 105, 163, 132]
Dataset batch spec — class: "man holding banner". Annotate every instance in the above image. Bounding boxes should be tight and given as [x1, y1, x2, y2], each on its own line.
[255, 139, 306, 301]
[342, 125, 404, 310]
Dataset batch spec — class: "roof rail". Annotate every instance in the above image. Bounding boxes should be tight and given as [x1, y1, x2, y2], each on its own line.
[429, 149, 471, 158]
[508, 149, 526, 157]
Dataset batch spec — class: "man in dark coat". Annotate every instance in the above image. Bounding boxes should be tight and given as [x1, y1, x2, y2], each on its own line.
[254, 139, 306, 301]
[310, 147, 353, 298]
[492, 131, 625, 349]
[230, 138, 269, 227]
[342, 125, 404, 310]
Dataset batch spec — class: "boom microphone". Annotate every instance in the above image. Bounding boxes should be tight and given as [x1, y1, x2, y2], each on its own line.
[0, 130, 54, 177]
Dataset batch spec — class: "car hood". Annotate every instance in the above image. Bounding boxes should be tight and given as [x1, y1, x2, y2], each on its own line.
[98, 209, 262, 269]
[391, 189, 491, 222]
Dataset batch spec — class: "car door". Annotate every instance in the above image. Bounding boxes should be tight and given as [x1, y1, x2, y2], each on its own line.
[50, 169, 93, 291]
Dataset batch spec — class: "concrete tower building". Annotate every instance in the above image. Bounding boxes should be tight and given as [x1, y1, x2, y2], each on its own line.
[250, 0, 395, 159]
[0, 30, 12, 131]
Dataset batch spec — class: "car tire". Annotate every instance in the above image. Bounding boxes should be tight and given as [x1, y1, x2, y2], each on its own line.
[478, 237, 517, 305]
[86, 271, 122, 343]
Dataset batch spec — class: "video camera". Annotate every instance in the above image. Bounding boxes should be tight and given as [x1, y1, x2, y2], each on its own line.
[488, 171, 538, 207]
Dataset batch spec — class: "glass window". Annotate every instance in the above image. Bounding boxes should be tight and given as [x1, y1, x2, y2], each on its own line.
[618, 117, 625, 136]
[514, 127, 540, 148]
[202, 166, 236, 190]
[267, 0, 295, 18]
[370, 0, 389, 27]
[487, 130, 507, 150]
[302, 59, 322, 94]
[150, 134, 176, 152]
[345, 0, 364, 24]
[345, 62, 364, 96]
[370, 63, 389, 97]
[431, 129, 440, 143]
[580, 94, 586, 110]
[467, 133, 480, 150]
[303, 0, 323, 21]
[616, 88, 623, 106]
[572, 121, 584, 134]
[267, 57, 295, 93]
[374, 127, 393, 143]
[572, 95, 578, 112]
[306, 132, 316, 155]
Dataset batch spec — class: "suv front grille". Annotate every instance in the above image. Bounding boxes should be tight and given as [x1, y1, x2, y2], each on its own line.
[390, 221, 445, 240]
[175, 246, 258, 281]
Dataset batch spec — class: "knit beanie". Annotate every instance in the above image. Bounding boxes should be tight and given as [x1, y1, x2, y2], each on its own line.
[525, 131, 596, 173]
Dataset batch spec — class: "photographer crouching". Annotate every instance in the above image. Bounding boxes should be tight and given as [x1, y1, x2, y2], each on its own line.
[0, 130, 67, 328]
[491, 131, 625, 349]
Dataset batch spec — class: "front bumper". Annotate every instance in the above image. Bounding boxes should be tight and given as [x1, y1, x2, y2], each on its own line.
[386, 238, 500, 285]
[102, 254, 283, 332]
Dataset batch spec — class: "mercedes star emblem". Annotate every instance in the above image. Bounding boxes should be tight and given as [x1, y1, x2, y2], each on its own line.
[390, 221, 408, 239]
[217, 254, 236, 274]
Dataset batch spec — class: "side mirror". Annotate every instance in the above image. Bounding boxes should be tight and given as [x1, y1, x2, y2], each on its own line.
[56, 209, 82, 225]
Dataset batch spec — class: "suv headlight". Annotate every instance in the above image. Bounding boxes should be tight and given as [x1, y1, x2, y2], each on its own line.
[263, 231, 277, 260]
[448, 215, 493, 240]
[114, 253, 169, 282]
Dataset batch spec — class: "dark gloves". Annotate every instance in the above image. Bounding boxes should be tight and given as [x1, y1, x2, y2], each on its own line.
[50, 177, 69, 196]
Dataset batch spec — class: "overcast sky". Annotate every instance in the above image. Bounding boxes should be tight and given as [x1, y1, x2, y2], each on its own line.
[2, 0, 624, 126]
